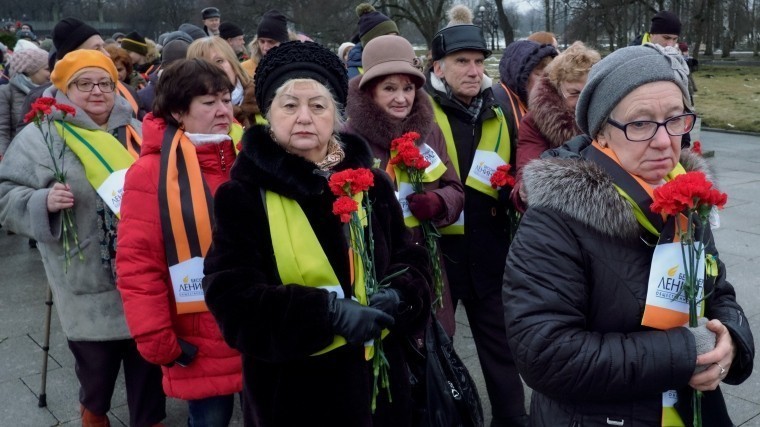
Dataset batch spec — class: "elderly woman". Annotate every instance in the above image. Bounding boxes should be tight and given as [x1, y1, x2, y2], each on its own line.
[116, 58, 243, 426]
[503, 43, 754, 426]
[512, 41, 600, 211]
[0, 50, 165, 426]
[0, 47, 50, 155]
[344, 34, 463, 336]
[187, 37, 259, 128]
[492, 39, 557, 132]
[203, 41, 431, 426]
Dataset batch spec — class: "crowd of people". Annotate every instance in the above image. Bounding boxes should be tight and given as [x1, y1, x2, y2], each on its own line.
[0, 4, 754, 427]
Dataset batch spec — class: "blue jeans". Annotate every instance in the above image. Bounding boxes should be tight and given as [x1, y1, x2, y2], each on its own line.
[187, 394, 234, 427]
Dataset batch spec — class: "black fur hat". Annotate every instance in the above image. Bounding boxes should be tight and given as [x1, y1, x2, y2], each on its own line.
[254, 41, 348, 116]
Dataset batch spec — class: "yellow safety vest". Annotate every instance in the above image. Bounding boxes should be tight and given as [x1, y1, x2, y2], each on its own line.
[387, 144, 448, 228]
[55, 121, 136, 217]
[429, 96, 511, 234]
[266, 190, 386, 358]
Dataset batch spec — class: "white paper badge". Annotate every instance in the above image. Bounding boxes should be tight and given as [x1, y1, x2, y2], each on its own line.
[468, 150, 507, 186]
[96, 168, 128, 216]
[169, 256, 206, 305]
[643, 241, 705, 328]
[663, 390, 678, 408]
[419, 143, 443, 173]
[709, 206, 721, 229]
[396, 182, 415, 219]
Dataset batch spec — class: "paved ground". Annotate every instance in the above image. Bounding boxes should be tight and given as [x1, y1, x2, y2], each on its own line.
[0, 129, 758, 426]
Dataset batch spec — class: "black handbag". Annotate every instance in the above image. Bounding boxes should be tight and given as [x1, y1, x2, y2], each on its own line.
[407, 316, 485, 427]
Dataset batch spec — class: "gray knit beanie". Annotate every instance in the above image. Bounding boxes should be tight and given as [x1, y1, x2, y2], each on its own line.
[575, 43, 691, 138]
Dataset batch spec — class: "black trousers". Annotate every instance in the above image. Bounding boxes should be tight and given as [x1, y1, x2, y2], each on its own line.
[452, 288, 527, 421]
[67, 339, 166, 427]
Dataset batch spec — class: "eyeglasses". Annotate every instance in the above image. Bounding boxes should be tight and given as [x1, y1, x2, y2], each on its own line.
[70, 80, 116, 93]
[606, 113, 696, 142]
[559, 86, 581, 100]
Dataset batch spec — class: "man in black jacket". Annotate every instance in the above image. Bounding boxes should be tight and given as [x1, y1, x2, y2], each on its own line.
[425, 16, 527, 427]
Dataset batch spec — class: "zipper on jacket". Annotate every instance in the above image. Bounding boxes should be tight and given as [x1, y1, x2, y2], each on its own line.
[218, 146, 227, 172]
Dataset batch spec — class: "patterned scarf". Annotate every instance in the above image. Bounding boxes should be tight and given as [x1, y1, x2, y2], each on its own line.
[443, 80, 484, 123]
[315, 137, 345, 171]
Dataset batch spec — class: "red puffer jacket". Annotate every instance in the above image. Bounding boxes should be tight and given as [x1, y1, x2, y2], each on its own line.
[116, 114, 242, 400]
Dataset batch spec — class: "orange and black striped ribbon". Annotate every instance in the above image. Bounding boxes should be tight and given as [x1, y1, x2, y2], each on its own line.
[158, 125, 214, 268]
[117, 125, 142, 159]
[116, 81, 139, 117]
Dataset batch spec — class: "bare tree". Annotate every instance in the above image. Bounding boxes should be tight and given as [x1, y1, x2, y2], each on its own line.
[495, 0, 516, 44]
[382, 0, 449, 48]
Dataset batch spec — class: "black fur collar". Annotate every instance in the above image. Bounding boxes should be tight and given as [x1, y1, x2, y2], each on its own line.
[345, 77, 435, 150]
[231, 125, 374, 199]
[524, 142, 714, 240]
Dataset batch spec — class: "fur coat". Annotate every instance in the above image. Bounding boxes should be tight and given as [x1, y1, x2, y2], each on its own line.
[203, 126, 432, 426]
[344, 76, 464, 336]
[512, 75, 583, 212]
[504, 136, 755, 426]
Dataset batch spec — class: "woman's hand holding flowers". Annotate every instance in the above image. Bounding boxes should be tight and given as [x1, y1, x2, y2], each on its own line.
[328, 292, 394, 345]
[688, 319, 737, 391]
[406, 191, 444, 221]
[47, 182, 74, 213]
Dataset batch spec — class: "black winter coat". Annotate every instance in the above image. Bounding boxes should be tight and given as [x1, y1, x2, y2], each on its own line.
[503, 137, 754, 426]
[424, 72, 516, 299]
[203, 126, 432, 427]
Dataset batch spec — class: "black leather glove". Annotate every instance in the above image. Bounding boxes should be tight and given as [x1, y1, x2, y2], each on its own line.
[328, 292, 394, 345]
[369, 288, 404, 318]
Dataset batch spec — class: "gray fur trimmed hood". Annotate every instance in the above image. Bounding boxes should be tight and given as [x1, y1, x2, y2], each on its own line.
[523, 141, 714, 240]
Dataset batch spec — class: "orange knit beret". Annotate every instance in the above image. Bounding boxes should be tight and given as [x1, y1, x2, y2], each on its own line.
[51, 50, 118, 94]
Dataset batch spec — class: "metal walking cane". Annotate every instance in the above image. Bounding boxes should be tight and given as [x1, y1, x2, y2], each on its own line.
[38, 285, 53, 407]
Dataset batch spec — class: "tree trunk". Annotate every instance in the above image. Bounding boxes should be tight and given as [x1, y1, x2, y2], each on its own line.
[705, 0, 715, 56]
[495, 0, 515, 45]
[692, 0, 708, 60]
[545, 0, 552, 32]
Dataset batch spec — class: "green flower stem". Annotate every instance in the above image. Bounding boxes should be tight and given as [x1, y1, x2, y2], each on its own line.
[409, 169, 445, 309]
[349, 195, 390, 413]
[676, 210, 705, 427]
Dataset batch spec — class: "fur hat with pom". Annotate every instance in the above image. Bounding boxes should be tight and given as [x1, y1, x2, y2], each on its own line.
[447, 4, 473, 26]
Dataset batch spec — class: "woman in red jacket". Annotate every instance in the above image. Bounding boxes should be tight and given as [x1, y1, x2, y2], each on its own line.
[116, 58, 242, 426]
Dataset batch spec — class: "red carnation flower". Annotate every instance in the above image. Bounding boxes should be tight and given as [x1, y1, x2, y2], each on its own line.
[332, 196, 358, 223]
[57, 104, 77, 117]
[490, 164, 515, 189]
[329, 168, 375, 197]
[691, 141, 703, 156]
[651, 171, 727, 217]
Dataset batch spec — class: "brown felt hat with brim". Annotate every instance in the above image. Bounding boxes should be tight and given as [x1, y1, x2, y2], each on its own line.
[359, 35, 424, 90]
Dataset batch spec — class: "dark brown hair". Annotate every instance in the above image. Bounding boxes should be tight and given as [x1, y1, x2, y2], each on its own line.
[153, 58, 235, 127]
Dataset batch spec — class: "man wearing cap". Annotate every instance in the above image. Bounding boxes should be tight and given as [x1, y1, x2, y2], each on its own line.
[241, 10, 292, 80]
[425, 17, 529, 427]
[630, 11, 692, 148]
[219, 22, 248, 61]
[201, 7, 221, 36]
[631, 10, 681, 48]
[346, 3, 399, 79]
